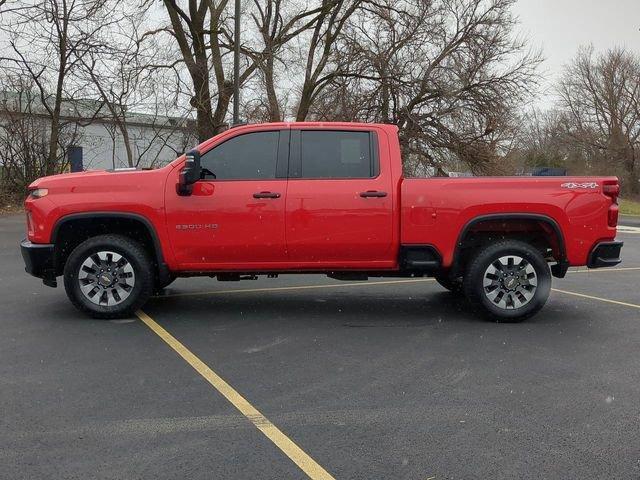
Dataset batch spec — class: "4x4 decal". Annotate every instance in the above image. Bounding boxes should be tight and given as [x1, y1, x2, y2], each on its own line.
[560, 182, 599, 189]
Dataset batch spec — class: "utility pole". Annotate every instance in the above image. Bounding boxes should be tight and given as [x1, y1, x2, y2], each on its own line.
[233, 0, 240, 125]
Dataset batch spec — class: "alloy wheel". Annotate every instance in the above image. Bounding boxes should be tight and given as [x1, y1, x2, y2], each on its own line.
[77, 251, 135, 306]
[482, 255, 537, 310]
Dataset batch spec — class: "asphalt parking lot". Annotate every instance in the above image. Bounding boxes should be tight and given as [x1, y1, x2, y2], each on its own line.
[2, 214, 640, 480]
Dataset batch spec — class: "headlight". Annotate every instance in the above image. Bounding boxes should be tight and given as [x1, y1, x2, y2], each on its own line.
[29, 188, 49, 198]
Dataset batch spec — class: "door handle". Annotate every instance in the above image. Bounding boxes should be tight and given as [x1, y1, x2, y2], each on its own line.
[253, 191, 281, 199]
[359, 190, 387, 198]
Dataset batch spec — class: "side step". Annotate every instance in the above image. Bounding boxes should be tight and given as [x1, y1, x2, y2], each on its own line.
[400, 245, 441, 271]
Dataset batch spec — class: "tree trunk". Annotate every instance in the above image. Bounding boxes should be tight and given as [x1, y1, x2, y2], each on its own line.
[211, 80, 233, 134]
[163, 0, 216, 143]
[380, 66, 390, 123]
[264, 51, 281, 121]
[190, 60, 216, 142]
[46, 24, 68, 176]
[46, 102, 61, 176]
[296, 82, 314, 121]
[120, 122, 134, 167]
[626, 148, 638, 194]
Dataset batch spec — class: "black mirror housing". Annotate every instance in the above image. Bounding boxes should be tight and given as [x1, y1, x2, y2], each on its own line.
[177, 149, 201, 196]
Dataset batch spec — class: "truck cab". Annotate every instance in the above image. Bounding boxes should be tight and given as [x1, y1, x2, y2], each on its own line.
[166, 123, 399, 270]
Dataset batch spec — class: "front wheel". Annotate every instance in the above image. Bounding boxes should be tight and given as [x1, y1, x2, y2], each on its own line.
[63, 235, 154, 319]
[463, 240, 551, 322]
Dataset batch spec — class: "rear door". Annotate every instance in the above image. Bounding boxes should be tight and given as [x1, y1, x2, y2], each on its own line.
[285, 128, 394, 267]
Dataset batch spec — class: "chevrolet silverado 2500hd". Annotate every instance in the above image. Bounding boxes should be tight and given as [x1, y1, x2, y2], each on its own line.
[21, 122, 623, 321]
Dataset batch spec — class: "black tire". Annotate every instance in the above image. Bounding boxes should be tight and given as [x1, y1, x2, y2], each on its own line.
[63, 234, 154, 319]
[463, 240, 551, 322]
[435, 274, 463, 294]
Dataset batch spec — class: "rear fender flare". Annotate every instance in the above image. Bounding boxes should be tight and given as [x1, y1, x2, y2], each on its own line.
[452, 213, 567, 276]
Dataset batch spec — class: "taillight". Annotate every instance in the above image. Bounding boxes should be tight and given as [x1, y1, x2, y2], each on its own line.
[608, 205, 619, 227]
[603, 182, 619, 203]
[603, 181, 620, 227]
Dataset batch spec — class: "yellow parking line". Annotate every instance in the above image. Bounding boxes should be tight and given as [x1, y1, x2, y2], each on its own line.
[552, 288, 640, 310]
[156, 278, 435, 299]
[136, 309, 335, 480]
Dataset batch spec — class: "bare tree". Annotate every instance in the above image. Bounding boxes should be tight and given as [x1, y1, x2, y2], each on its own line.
[558, 46, 640, 194]
[152, 0, 257, 141]
[311, 0, 541, 175]
[294, 0, 364, 121]
[155, 0, 337, 136]
[514, 109, 568, 170]
[0, 0, 543, 185]
[79, 54, 137, 166]
[0, 75, 82, 197]
[1, 0, 112, 175]
[236, 0, 327, 121]
[158, 0, 222, 141]
[77, 5, 159, 167]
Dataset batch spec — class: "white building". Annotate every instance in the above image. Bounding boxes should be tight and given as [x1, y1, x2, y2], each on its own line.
[76, 112, 197, 171]
[0, 91, 197, 172]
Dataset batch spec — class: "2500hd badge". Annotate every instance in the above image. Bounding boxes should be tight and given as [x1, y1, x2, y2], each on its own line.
[175, 224, 219, 230]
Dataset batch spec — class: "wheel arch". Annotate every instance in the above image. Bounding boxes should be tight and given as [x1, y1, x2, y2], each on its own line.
[451, 213, 568, 278]
[51, 212, 170, 284]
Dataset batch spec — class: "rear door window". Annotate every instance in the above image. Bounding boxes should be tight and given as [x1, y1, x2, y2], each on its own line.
[298, 130, 377, 179]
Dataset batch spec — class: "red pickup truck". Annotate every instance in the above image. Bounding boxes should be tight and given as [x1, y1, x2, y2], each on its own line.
[21, 122, 622, 321]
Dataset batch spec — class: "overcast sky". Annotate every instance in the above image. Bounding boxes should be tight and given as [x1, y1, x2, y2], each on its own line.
[513, 0, 640, 108]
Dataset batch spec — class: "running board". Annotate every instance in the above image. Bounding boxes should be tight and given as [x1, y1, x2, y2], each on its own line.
[400, 245, 442, 272]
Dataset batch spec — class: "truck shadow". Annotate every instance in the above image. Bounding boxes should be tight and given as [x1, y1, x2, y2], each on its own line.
[146, 289, 551, 327]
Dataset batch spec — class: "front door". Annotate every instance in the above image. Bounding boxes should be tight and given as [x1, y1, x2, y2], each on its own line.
[285, 129, 394, 268]
[165, 129, 289, 269]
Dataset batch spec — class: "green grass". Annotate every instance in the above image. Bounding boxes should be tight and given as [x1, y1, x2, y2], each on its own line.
[619, 198, 640, 216]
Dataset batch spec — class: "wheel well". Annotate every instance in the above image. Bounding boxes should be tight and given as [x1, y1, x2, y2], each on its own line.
[451, 216, 565, 277]
[52, 215, 163, 279]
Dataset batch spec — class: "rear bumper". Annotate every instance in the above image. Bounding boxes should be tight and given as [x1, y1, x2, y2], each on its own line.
[20, 239, 57, 287]
[588, 241, 623, 268]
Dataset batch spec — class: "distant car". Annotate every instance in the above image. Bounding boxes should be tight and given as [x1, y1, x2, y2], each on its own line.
[532, 167, 567, 176]
[21, 122, 622, 322]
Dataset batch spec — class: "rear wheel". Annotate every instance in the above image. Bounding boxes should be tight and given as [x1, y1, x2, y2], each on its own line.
[63, 235, 153, 319]
[463, 240, 551, 322]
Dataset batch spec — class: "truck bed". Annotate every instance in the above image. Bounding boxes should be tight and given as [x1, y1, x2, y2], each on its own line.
[401, 176, 618, 267]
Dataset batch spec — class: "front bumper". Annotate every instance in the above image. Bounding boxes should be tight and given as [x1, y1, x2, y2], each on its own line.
[588, 241, 623, 268]
[20, 239, 57, 287]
